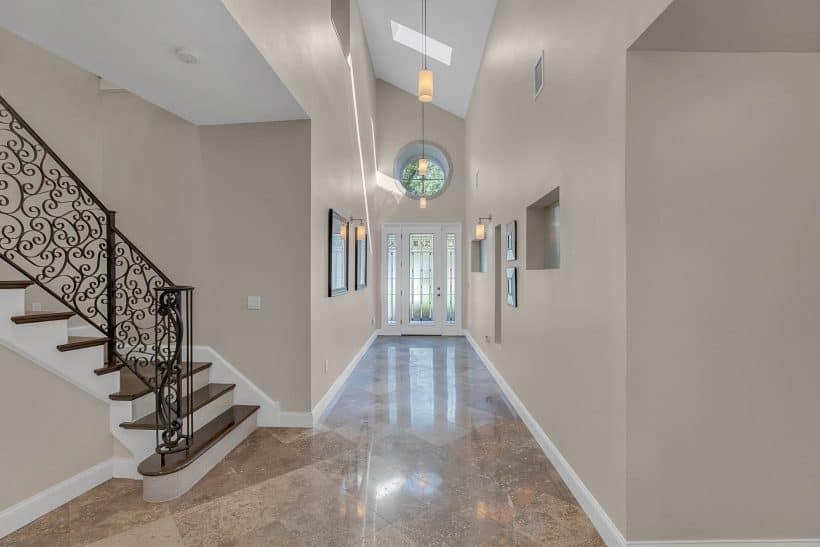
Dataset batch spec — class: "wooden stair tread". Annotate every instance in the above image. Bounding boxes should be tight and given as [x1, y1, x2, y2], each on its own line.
[57, 336, 109, 352]
[11, 311, 74, 324]
[94, 363, 124, 376]
[110, 362, 212, 401]
[0, 280, 35, 289]
[119, 383, 236, 430]
[138, 405, 259, 477]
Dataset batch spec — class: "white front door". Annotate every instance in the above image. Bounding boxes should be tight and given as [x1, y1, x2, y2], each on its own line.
[381, 223, 461, 335]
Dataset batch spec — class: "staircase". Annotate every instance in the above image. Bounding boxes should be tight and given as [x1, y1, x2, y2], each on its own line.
[0, 94, 259, 502]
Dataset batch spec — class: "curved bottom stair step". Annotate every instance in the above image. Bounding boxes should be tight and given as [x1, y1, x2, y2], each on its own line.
[139, 405, 260, 502]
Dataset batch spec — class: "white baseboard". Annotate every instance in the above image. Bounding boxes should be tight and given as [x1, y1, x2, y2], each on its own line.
[0, 459, 113, 539]
[111, 457, 140, 480]
[629, 541, 820, 547]
[464, 331, 820, 547]
[311, 330, 378, 426]
[464, 331, 626, 547]
[278, 411, 314, 428]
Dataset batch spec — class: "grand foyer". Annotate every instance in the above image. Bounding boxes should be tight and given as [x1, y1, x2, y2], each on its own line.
[1, 0, 819, 545]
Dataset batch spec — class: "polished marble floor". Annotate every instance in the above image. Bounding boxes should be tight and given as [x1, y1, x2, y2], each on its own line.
[2, 336, 603, 546]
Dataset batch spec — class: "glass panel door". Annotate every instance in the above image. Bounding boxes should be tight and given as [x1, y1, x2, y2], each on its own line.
[408, 233, 436, 325]
[381, 223, 461, 335]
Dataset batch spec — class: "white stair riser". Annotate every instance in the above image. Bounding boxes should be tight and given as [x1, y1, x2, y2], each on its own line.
[130, 370, 211, 420]
[0, 289, 25, 316]
[178, 390, 234, 433]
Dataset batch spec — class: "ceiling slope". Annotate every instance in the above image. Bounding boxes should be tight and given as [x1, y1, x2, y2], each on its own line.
[359, 0, 496, 118]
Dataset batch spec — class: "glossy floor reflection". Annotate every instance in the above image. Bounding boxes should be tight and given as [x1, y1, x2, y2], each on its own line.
[2, 336, 603, 546]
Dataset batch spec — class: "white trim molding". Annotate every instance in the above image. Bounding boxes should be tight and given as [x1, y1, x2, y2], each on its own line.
[464, 331, 820, 547]
[311, 330, 378, 425]
[0, 459, 113, 539]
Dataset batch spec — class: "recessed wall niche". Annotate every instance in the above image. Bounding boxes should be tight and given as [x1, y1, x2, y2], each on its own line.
[526, 187, 560, 270]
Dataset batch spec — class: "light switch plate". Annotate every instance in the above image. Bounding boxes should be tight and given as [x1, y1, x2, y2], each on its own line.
[31, 302, 42, 312]
[247, 296, 261, 310]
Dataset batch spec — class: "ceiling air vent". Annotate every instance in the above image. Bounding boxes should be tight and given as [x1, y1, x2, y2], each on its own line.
[534, 50, 544, 99]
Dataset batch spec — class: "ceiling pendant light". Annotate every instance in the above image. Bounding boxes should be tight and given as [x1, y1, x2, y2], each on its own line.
[418, 157, 428, 176]
[418, 0, 433, 102]
[419, 75, 428, 208]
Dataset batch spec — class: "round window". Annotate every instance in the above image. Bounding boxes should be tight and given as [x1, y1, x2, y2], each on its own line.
[393, 142, 452, 200]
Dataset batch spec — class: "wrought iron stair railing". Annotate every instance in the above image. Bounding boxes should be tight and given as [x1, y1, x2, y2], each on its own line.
[0, 92, 194, 463]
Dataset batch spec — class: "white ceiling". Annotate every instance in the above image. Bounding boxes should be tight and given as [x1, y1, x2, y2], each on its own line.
[0, 0, 307, 125]
[631, 0, 820, 52]
[359, 0, 497, 118]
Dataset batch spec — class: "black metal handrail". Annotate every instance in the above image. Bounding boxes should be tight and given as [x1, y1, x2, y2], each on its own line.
[0, 92, 193, 461]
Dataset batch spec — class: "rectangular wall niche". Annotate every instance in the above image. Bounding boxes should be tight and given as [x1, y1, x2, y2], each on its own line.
[526, 187, 560, 270]
[471, 239, 488, 273]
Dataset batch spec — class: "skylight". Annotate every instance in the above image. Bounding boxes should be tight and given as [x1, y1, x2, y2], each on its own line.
[390, 20, 452, 66]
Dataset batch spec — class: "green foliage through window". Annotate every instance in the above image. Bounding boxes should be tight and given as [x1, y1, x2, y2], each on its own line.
[400, 158, 447, 198]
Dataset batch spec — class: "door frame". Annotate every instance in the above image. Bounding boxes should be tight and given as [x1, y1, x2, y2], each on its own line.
[380, 222, 462, 336]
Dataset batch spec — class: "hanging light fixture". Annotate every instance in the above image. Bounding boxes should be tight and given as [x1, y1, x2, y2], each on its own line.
[418, 53, 428, 209]
[417, 157, 428, 177]
[418, 0, 433, 102]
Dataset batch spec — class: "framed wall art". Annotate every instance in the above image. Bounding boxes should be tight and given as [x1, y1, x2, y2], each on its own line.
[328, 209, 349, 297]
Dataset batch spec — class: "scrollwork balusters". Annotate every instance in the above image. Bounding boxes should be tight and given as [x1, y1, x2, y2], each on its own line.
[0, 94, 195, 459]
[154, 286, 194, 463]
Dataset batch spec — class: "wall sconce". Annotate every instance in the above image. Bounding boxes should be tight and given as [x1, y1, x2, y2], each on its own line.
[475, 215, 492, 241]
[419, 197, 428, 209]
[350, 218, 367, 240]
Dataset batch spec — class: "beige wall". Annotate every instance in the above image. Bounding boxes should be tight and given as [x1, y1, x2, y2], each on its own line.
[626, 51, 820, 540]
[195, 121, 311, 411]
[372, 79, 467, 327]
[100, 90, 313, 411]
[0, 345, 111, 510]
[464, 0, 670, 532]
[221, 0, 379, 408]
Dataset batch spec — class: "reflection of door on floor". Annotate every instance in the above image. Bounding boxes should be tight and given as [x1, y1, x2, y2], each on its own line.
[381, 223, 461, 335]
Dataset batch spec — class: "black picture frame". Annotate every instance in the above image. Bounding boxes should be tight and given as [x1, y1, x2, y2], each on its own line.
[506, 220, 517, 261]
[506, 267, 517, 307]
[328, 209, 349, 297]
[355, 230, 367, 290]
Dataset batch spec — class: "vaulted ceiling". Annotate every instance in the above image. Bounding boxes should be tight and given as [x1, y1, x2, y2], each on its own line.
[358, 0, 497, 118]
[0, 0, 306, 125]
